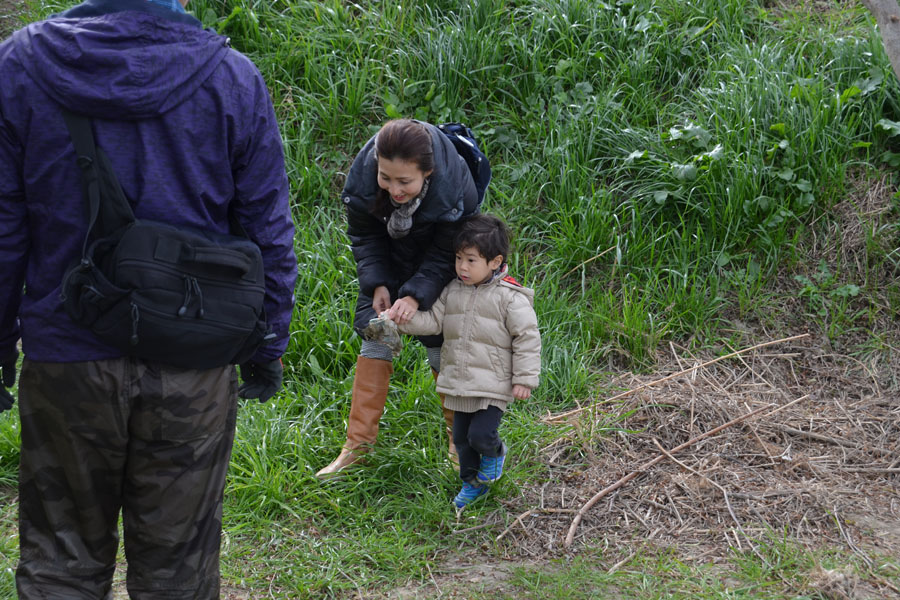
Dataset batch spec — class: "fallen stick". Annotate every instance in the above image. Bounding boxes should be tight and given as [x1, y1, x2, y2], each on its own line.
[838, 467, 900, 474]
[563, 401, 783, 549]
[495, 507, 579, 542]
[545, 333, 809, 424]
[496, 509, 535, 542]
[771, 424, 894, 457]
[606, 551, 636, 574]
[562, 245, 616, 278]
[651, 438, 771, 568]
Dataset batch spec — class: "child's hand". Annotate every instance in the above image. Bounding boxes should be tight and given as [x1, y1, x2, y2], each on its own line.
[512, 385, 531, 400]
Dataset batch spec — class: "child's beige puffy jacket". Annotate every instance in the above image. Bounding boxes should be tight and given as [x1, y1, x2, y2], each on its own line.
[400, 273, 541, 406]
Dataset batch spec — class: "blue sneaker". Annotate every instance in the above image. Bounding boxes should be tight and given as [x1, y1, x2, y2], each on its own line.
[476, 442, 507, 483]
[453, 481, 488, 509]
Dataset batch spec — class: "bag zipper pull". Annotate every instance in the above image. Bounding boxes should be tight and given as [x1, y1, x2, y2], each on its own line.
[130, 303, 140, 345]
[192, 277, 205, 318]
[178, 276, 192, 317]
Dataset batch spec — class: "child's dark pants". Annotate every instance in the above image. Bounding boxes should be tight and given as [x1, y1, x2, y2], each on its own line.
[453, 406, 504, 482]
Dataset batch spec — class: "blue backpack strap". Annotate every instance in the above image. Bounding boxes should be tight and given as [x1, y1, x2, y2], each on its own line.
[438, 122, 491, 205]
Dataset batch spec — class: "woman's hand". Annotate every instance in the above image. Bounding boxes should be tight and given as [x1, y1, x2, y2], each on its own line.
[373, 286, 392, 315]
[512, 385, 532, 400]
[387, 296, 420, 325]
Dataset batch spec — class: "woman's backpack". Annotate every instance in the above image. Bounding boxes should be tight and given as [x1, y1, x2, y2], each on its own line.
[437, 122, 492, 204]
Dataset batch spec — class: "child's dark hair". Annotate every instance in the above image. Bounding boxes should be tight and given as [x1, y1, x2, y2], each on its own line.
[453, 213, 510, 263]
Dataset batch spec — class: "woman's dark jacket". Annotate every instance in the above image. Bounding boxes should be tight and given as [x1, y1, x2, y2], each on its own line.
[341, 122, 480, 329]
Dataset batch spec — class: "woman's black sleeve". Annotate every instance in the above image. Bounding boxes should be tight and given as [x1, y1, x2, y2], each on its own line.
[346, 205, 393, 297]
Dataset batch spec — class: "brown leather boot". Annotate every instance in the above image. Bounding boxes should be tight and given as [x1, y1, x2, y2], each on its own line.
[315, 357, 393, 478]
[432, 369, 460, 470]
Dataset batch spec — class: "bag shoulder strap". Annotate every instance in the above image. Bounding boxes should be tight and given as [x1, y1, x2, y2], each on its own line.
[62, 110, 252, 244]
[62, 110, 135, 256]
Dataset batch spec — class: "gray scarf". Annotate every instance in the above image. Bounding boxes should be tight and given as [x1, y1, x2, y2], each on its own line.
[387, 178, 429, 239]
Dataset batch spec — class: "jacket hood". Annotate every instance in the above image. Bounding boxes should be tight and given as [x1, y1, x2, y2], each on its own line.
[14, 0, 229, 119]
[487, 266, 535, 305]
[500, 279, 535, 304]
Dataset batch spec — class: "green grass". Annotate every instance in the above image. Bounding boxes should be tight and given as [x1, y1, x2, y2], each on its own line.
[4, 0, 900, 597]
[410, 539, 898, 599]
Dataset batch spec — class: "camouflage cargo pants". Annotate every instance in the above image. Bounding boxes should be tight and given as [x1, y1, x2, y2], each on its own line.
[16, 358, 239, 599]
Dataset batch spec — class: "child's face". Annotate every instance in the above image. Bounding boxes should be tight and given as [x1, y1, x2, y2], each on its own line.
[376, 157, 432, 204]
[455, 246, 503, 285]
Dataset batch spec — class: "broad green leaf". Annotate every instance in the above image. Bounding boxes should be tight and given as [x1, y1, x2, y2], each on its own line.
[776, 167, 794, 181]
[880, 150, 900, 167]
[701, 144, 724, 161]
[794, 179, 812, 192]
[625, 150, 648, 163]
[839, 86, 861, 103]
[876, 119, 900, 137]
[673, 163, 698, 181]
[831, 284, 860, 298]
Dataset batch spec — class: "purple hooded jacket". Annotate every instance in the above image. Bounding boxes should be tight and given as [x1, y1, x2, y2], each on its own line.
[0, 0, 297, 363]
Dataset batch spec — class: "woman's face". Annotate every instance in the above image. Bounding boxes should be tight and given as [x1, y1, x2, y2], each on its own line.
[376, 157, 432, 204]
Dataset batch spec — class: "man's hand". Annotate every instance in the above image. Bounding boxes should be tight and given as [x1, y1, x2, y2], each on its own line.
[238, 358, 283, 403]
[0, 351, 18, 412]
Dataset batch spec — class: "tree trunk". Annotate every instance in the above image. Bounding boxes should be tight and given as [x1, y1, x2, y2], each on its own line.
[863, 0, 900, 82]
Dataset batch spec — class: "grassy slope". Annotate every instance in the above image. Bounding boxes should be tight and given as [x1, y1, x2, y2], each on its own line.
[1, 0, 899, 597]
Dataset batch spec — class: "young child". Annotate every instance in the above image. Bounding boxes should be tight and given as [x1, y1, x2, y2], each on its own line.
[388, 214, 541, 508]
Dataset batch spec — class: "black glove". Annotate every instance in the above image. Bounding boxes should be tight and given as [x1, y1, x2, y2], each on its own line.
[238, 358, 283, 403]
[0, 351, 18, 413]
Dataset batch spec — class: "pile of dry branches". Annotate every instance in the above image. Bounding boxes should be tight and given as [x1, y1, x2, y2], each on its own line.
[479, 332, 899, 593]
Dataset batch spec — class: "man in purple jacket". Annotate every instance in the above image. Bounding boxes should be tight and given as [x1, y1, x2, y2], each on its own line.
[0, 0, 297, 597]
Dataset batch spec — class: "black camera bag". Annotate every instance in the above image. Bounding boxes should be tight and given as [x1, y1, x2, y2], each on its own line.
[60, 111, 270, 370]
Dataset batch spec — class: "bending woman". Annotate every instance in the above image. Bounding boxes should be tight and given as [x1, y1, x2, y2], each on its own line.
[316, 119, 481, 477]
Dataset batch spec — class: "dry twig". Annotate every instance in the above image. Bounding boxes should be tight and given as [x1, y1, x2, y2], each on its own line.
[545, 334, 810, 424]
[562, 245, 616, 278]
[564, 401, 782, 548]
[496, 509, 535, 542]
[651, 438, 770, 567]
[771, 424, 894, 457]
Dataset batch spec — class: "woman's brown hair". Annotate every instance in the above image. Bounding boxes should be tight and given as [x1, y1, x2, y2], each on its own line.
[375, 119, 434, 172]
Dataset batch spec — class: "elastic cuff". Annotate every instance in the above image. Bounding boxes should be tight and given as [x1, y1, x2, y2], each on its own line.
[360, 340, 393, 361]
[426, 346, 441, 372]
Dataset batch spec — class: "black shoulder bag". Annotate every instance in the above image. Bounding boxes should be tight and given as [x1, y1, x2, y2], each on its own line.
[60, 111, 271, 370]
